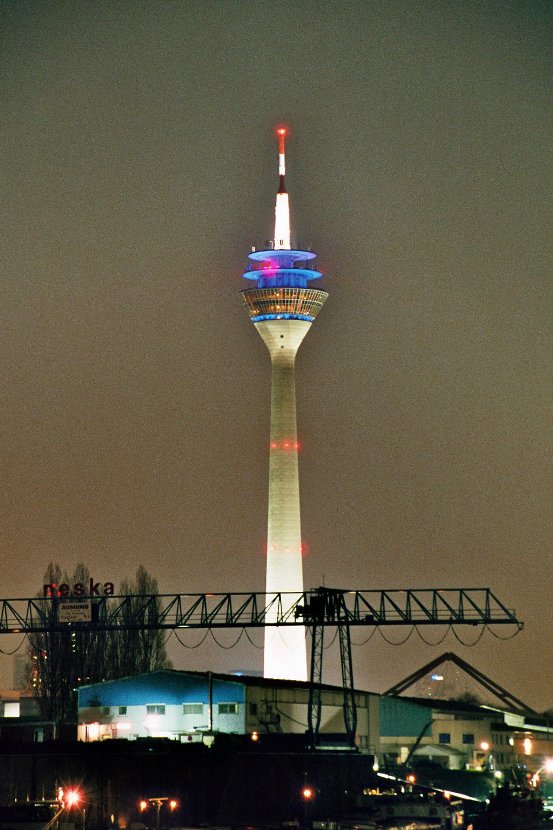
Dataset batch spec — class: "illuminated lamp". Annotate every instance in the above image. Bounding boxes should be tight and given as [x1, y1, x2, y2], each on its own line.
[65, 789, 81, 808]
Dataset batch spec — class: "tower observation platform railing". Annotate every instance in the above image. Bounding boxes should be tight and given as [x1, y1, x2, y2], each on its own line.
[241, 287, 328, 322]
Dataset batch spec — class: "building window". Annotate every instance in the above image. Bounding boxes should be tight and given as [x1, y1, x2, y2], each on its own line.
[438, 733, 451, 744]
[146, 704, 165, 715]
[249, 702, 258, 716]
[101, 707, 110, 716]
[118, 706, 127, 715]
[3, 702, 20, 718]
[183, 703, 203, 715]
[462, 733, 474, 744]
[218, 703, 239, 715]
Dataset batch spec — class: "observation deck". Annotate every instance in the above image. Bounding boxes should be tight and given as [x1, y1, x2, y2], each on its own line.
[242, 248, 327, 323]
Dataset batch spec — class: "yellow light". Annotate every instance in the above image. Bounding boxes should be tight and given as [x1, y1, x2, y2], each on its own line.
[524, 738, 532, 755]
[139, 801, 148, 812]
[480, 741, 490, 752]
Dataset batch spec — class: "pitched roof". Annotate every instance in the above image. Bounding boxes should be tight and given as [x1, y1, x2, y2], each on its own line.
[384, 652, 536, 715]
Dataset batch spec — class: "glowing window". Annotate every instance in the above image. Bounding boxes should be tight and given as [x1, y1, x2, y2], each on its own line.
[3, 702, 20, 718]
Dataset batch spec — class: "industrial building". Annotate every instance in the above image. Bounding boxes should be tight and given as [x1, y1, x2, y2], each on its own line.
[76, 669, 379, 752]
[380, 652, 553, 777]
[3, 651, 553, 798]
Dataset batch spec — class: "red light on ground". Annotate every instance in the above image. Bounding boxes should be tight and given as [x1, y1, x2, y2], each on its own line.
[302, 787, 313, 800]
[276, 127, 287, 136]
[406, 774, 416, 784]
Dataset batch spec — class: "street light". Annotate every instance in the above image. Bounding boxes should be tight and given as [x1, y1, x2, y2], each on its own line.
[138, 797, 179, 830]
[44, 787, 83, 830]
[65, 790, 81, 809]
[301, 784, 314, 829]
[531, 757, 553, 789]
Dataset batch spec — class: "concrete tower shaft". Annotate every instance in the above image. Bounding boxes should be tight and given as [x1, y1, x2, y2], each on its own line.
[259, 320, 314, 680]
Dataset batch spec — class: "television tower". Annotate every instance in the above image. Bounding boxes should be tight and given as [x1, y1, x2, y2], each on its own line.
[241, 128, 328, 680]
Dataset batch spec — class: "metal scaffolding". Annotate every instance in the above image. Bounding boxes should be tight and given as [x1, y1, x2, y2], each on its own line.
[0, 586, 521, 634]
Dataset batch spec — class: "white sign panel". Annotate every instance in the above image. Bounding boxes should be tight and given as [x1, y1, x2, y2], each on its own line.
[59, 601, 93, 623]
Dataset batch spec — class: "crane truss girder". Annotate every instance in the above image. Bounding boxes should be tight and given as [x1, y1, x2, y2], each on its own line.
[0, 587, 521, 634]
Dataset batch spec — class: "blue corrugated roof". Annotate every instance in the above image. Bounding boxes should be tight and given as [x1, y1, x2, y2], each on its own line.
[78, 670, 244, 707]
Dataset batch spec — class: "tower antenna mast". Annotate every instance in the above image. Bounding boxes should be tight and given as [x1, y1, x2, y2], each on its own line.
[274, 126, 291, 250]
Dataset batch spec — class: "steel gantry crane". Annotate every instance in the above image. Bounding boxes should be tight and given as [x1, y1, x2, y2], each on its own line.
[0, 586, 522, 747]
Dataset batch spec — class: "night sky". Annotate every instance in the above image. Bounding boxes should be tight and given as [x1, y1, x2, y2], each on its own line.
[2, 1, 552, 709]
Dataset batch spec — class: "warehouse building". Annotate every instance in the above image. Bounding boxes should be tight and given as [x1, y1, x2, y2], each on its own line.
[76, 669, 380, 753]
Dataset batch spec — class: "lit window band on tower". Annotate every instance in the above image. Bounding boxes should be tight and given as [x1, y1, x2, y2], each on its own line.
[241, 127, 328, 680]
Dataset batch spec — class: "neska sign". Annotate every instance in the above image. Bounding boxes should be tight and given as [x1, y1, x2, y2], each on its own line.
[43, 579, 115, 598]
